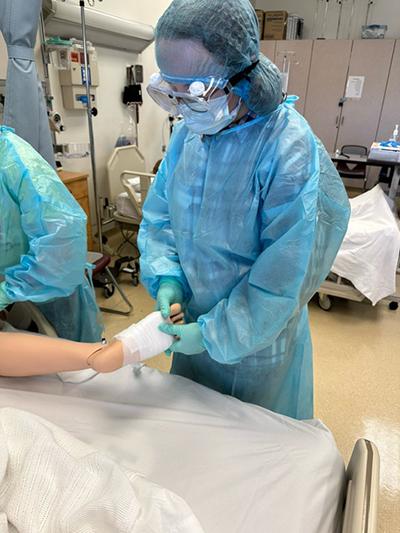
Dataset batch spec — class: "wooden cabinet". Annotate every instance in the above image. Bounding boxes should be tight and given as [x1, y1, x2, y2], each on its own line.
[304, 40, 353, 153]
[58, 170, 94, 251]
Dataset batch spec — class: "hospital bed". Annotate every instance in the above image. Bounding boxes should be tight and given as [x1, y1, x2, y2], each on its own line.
[318, 185, 400, 311]
[106, 144, 154, 238]
[106, 144, 154, 284]
[0, 365, 380, 533]
[318, 273, 400, 311]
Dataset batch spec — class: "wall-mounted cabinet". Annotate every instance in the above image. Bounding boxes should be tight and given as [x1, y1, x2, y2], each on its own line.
[335, 39, 395, 150]
[376, 39, 400, 142]
[304, 40, 352, 153]
[274, 40, 313, 115]
[260, 38, 400, 153]
[260, 40, 276, 62]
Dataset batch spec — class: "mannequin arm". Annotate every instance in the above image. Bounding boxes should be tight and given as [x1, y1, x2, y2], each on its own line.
[0, 304, 184, 377]
[0, 333, 106, 376]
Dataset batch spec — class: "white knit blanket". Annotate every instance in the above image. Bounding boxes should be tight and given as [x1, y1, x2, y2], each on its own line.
[0, 408, 204, 533]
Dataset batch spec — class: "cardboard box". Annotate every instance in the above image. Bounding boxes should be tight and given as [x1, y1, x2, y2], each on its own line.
[263, 10, 288, 40]
[255, 9, 265, 39]
[255, 10, 265, 40]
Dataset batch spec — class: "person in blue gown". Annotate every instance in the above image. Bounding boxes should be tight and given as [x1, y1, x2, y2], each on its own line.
[0, 127, 102, 342]
[139, 0, 350, 419]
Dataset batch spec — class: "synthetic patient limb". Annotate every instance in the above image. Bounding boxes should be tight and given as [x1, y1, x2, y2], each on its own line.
[0, 304, 184, 377]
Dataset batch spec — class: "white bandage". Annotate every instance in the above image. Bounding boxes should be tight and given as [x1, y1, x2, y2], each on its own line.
[114, 311, 174, 365]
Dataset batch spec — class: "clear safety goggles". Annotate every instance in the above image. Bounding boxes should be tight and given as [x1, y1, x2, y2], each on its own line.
[147, 61, 260, 115]
[147, 73, 229, 115]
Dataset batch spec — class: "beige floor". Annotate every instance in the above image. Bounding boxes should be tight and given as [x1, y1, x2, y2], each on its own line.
[98, 277, 400, 532]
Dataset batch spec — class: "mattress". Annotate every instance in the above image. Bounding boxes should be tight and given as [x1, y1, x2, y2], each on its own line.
[0, 366, 345, 533]
[116, 191, 141, 218]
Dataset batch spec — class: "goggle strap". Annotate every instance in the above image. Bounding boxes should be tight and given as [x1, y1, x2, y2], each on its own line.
[229, 60, 260, 87]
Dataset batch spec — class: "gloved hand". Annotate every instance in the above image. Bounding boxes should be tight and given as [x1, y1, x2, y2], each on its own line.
[156, 278, 184, 319]
[0, 283, 11, 312]
[159, 322, 204, 355]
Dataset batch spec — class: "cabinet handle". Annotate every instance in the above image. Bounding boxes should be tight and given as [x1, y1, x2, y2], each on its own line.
[335, 116, 339, 127]
[341, 116, 345, 125]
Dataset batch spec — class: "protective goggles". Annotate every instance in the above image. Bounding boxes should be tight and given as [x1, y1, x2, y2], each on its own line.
[147, 61, 259, 115]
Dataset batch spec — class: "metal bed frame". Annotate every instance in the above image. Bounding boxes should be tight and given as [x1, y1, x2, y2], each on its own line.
[318, 270, 400, 311]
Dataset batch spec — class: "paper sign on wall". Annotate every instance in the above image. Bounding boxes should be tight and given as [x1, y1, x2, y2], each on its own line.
[345, 76, 365, 99]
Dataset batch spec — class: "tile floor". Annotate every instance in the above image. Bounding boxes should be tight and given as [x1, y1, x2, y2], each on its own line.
[98, 277, 400, 533]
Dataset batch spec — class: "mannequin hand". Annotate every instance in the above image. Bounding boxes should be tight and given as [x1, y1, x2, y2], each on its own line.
[159, 322, 204, 355]
[170, 304, 185, 324]
[93, 304, 185, 370]
[156, 279, 184, 319]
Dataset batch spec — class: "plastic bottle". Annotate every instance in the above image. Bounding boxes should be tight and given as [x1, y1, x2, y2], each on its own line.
[392, 124, 399, 143]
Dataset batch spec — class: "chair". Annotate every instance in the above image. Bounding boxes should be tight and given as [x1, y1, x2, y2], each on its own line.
[89, 251, 133, 316]
[336, 145, 368, 191]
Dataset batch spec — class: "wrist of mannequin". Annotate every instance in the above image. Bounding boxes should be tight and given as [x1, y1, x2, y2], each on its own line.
[87, 340, 127, 373]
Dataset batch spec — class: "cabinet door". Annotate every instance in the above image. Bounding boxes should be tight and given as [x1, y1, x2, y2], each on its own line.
[304, 40, 352, 153]
[337, 39, 395, 150]
[274, 40, 313, 115]
[377, 40, 400, 141]
[260, 41, 276, 63]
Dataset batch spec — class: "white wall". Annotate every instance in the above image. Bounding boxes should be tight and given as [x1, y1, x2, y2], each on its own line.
[0, 1, 172, 223]
[48, 0, 173, 212]
[255, 0, 400, 39]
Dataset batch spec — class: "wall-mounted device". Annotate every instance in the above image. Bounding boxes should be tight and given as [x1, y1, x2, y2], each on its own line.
[48, 110, 65, 132]
[58, 40, 99, 110]
[122, 65, 143, 106]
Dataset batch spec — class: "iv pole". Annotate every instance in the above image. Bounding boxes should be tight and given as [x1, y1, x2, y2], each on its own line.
[79, 0, 133, 315]
[80, 0, 103, 254]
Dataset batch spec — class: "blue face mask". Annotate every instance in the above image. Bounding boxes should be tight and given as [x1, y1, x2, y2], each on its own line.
[179, 95, 241, 135]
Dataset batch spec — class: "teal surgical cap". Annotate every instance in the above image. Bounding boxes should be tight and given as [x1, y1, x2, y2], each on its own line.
[155, 0, 283, 116]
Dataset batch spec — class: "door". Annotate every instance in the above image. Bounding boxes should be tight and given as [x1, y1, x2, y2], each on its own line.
[377, 40, 400, 141]
[274, 40, 313, 115]
[304, 40, 353, 153]
[260, 40, 276, 63]
[336, 39, 395, 150]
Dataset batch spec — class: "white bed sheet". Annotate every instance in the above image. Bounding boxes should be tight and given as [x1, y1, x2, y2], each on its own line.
[116, 191, 141, 218]
[332, 185, 400, 304]
[0, 366, 345, 533]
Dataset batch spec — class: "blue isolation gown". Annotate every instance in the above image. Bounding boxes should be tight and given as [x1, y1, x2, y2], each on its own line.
[0, 127, 102, 342]
[139, 104, 350, 419]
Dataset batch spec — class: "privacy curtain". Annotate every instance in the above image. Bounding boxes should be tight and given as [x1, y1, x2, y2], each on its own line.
[0, 0, 55, 167]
